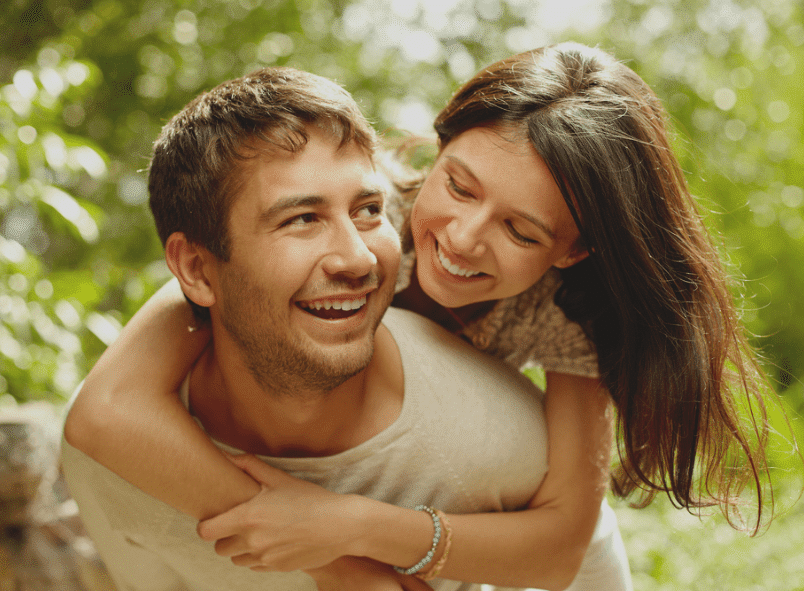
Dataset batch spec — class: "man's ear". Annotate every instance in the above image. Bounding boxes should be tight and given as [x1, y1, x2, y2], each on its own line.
[553, 247, 590, 269]
[165, 232, 217, 308]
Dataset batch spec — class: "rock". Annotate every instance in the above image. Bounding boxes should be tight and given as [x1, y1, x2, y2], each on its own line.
[0, 402, 116, 591]
[0, 402, 61, 528]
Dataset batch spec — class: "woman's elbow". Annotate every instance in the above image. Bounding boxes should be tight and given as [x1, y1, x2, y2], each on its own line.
[63, 383, 117, 456]
[541, 543, 588, 591]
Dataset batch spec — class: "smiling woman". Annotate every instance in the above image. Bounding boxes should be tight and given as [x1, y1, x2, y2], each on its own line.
[410, 126, 589, 309]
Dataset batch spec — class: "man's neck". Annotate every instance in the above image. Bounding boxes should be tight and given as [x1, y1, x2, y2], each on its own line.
[188, 323, 403, 458]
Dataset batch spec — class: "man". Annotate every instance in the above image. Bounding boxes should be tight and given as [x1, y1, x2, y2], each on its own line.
[61, 68, 550, 591]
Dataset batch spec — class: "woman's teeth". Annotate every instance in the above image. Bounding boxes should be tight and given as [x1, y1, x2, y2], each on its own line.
[437, 246, 481, 277]
[300, 295, 367, 312]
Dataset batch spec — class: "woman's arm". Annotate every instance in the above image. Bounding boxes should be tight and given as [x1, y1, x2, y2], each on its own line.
[64, 278, 261, 519]
[424, 373, 612, 588]
[198, 373, 613, 590]
[65, 279, 425, 590]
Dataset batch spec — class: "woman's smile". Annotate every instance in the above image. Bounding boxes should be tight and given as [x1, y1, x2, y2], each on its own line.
[436, 241, 485, 279]
[410, 127, 586, 309]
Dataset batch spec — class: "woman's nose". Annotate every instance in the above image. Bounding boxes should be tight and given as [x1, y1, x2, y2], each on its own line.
[445, 212, 487, 258]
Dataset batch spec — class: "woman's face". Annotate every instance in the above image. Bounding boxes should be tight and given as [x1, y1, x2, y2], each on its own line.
[411, 127, 588, 309]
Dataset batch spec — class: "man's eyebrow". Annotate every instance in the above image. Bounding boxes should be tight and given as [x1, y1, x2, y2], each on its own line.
[355, 186, 385, 200]
[260, 195, 325, 224]
[259, 187, 385, 224]
[443, 155, 557, 241]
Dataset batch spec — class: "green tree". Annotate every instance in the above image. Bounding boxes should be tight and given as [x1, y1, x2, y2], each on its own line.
[2, 0, 802, 411]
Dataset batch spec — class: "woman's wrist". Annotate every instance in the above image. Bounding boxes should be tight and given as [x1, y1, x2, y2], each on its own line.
[347, 497, 444, 571]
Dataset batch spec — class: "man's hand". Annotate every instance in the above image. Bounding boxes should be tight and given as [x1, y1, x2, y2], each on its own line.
[196, 453, 369, 571]
[306, 557, 433, 591]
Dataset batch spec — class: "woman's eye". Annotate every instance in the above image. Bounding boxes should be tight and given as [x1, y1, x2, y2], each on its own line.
[354, 202, 383, 219]
[447, 176, 473, 198]
[283, 213, 317, 227]
[506, 221, 538, 246]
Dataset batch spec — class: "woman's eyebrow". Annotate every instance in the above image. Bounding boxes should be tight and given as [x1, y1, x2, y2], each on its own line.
[516, 210, 556, 241]
[443, 155, 480, 185]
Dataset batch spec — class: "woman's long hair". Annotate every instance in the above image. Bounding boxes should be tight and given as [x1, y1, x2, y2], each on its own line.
[434, 42, 773, 531]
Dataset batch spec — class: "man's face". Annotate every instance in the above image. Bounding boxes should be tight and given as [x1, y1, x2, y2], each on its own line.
[208, 127, 401, 394]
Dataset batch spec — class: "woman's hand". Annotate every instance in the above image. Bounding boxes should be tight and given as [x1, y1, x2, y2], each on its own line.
[197, 453, 370, 572]
[306, 557, 432, 591]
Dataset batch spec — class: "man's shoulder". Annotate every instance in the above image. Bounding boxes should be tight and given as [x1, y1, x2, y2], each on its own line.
[382, 306, 542, 396]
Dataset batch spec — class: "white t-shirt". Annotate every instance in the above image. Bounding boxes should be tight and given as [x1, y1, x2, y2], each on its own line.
[61, 307, 630, 591]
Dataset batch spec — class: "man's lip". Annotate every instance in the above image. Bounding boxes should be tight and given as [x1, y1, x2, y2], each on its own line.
[294, 289, 374, 325]
[295, 289, 374, 307]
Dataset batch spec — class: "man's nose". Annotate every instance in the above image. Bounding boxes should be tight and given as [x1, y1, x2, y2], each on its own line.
[321, 221, 377, 278]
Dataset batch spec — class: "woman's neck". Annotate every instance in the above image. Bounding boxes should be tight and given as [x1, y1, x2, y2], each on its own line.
[392, 266, 496, 334]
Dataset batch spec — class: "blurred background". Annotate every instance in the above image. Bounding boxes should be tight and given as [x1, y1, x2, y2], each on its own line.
[1, 0, 802, 588]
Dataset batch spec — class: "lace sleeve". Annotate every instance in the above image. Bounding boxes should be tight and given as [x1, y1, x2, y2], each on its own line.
[464, 270, 600, 378]
[526, 295, 599, 378]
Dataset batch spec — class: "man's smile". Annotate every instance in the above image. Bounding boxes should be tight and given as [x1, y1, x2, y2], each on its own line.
[296, 292, 370, 320]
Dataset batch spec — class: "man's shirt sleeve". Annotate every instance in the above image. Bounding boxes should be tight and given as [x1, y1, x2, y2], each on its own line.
[60, 438, 188, 591]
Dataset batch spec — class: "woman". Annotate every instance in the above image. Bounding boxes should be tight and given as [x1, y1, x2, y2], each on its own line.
[65, 42, 771, 589]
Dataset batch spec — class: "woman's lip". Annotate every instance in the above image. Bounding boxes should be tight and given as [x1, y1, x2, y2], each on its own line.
[430, 236, 487, 282]
[434, 239, 483, 277]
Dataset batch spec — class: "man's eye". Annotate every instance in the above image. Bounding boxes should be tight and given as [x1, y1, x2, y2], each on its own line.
[283, 213, 317, 227]
[354, 202, 382, 219]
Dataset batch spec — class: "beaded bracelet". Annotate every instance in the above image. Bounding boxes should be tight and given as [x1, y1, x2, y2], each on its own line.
[416, 509, 453, 581]
[393, 505, 442, 575]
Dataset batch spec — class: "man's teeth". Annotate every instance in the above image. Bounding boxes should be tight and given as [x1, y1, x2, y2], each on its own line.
[302, 295, 367, 312]
[437, 246, 480, 277]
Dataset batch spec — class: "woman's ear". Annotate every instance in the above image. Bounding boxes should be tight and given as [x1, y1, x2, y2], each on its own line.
[554, 247, 590, 269]
[165, 232, 217, 308]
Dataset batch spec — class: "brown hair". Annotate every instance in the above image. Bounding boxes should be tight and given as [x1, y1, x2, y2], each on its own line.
[434, 42, 774, 530]
[148, 67, 377, 261]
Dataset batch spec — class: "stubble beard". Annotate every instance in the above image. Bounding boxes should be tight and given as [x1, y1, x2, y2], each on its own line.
[218, 270, 392, 399]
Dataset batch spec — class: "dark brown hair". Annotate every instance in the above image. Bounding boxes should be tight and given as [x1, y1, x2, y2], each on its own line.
[148, 67, 377, 261]
[434, 42, 774, 530]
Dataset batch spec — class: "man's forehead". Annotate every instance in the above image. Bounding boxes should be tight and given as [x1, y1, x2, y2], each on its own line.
[232, 137, 384, 214]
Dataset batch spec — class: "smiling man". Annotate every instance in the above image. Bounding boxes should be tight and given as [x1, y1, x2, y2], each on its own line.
[169, 122, 402, 455]
[60, 68, 551, 591]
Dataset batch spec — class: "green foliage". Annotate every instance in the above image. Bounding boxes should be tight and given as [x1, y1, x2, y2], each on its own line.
[613, 467, 804, 590]
[1, 0, 802, 408]
[2, 0, 802, 584]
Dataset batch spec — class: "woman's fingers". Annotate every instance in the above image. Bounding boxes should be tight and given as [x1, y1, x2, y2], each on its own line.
[225, 453, 286, 486]
[196, 502, 248, 541]
[213, 534, 252, 557]
[229, 552, 262, 568]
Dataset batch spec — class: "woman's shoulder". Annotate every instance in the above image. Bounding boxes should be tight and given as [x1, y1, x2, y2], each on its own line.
[464, 270, 600, 377]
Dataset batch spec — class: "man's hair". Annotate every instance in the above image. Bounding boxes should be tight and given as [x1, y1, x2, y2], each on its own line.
[148, 67, 377, 261]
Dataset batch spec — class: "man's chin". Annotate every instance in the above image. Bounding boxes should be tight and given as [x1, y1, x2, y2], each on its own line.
[275, 340, 375, 394]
